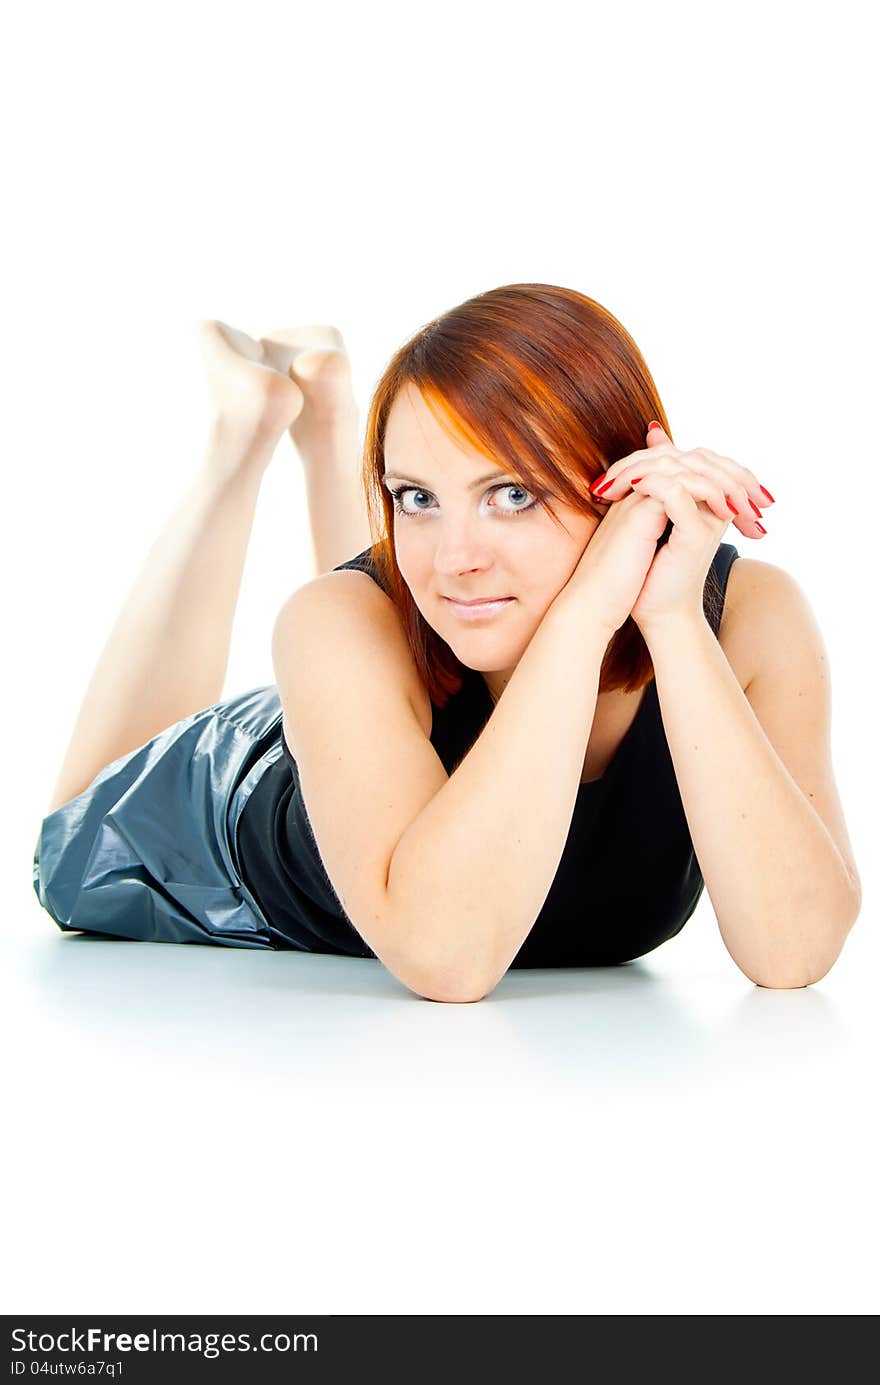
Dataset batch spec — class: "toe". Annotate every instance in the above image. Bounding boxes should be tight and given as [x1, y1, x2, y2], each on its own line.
[262, 325, 345, 351]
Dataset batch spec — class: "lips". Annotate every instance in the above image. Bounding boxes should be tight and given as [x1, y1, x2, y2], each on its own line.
[443, 596, 512, 605]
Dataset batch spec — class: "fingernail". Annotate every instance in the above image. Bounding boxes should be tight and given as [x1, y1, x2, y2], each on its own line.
[630, 477, 643, 485]
[759, 485, 776, 503]
[591, 476, 613, 495]
[755, 522, 767, 535]
[748, 498, 762, 517]
[726, 496, 739, 515]
[648, 420, 662, 431]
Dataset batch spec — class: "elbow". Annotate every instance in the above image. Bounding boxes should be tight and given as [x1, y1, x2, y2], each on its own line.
[740, 934, 855, 991]
[749, 971, 818, 990]
[388, 927, 503, 1004]
[731, 890, 862, 990]
[413, 971, 497, 1004]
[372, 896, 497, 1003]
[738, 951, 840, 989]
[420, 987, 491, 1004]
[747, 952, 843, 989]
[401, 956, 499, 1004]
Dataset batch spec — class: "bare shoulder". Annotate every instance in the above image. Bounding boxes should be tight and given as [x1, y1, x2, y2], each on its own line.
[718, 556, 816, 694]
[278, 568, 433, 734]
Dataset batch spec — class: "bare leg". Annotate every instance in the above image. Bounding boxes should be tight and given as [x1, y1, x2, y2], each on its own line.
[295, 404, 372, 573]
[46, 321, 370, 815]
[264, 327, 373, 572]
[46, 424, 280, 814]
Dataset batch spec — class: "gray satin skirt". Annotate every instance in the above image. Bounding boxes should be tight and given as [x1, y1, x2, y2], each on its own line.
[31, 684, 294, 950]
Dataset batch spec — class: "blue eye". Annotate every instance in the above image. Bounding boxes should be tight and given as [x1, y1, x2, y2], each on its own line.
[389, 482, 539, 520]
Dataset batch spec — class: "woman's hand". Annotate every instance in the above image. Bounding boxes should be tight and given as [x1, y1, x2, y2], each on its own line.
[552, 473, 678, 640]
[590, 422, 775, 636]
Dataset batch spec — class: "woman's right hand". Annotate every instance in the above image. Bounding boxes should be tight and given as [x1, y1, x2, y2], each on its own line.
[553, 486, 672, 639]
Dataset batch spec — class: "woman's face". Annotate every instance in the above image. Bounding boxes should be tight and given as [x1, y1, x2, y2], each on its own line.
[383, 384, 599, 702]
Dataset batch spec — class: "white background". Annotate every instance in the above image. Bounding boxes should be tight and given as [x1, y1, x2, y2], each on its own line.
[1, 0, 876, 1316]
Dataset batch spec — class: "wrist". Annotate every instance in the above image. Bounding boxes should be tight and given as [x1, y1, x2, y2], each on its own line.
[546, 587, 615, 655]
[636, 607, 708, 648]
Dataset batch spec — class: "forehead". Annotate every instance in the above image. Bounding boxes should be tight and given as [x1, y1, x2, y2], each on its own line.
[384, 383, 486, 469]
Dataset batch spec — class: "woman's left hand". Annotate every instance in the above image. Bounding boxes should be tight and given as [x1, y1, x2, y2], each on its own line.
[589, 423, 775, 637]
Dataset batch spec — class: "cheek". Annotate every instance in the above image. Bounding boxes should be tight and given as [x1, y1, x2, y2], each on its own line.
[392, 528, 423, 586]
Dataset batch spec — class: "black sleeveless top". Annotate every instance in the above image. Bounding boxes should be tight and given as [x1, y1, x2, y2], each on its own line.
[236, 541, 740, 967]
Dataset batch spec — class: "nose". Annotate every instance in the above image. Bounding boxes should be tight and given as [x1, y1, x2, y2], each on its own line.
[431, 528, 497, 582]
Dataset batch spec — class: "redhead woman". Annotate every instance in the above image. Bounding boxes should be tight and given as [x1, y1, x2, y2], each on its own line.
[32, 285, 862, 1000]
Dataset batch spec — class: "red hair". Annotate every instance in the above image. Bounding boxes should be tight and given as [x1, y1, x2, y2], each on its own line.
[359, 283, 722, 708]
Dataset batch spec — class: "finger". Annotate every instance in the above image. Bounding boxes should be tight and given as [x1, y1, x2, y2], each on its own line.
[624, 474, 711, 544]
[599, 450, 768, 537]
[629, 469, 747, 532]
[669, 449, 769, 533]
[691, 447, 775, 510]
[593, 428, 776, 518]
[590, 445, 682, 497]
[648, 451, 760, 534]
[651, 476, 722, 546]
[588, 420, 677, 496]
[640, 438, 774, 515]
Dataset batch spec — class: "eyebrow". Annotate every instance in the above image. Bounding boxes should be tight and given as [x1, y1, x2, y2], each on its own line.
[382, 469, 513, 492]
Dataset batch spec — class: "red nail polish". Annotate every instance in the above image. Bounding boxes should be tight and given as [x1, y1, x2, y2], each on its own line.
[630, 476, 643, 484]
[755, 522, 767, 535]
[760, 485, 776, 503]
[748, 498, 762, 517]
[590, 475, 608, 492]
[648, 420, 662, 431]
[593, 477, 613, 495]
[726, 496, 739, 515]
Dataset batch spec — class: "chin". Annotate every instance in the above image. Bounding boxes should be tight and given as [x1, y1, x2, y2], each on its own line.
[447, 634, 528, 672]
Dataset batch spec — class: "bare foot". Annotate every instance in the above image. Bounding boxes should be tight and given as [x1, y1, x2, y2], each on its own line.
[196, 319, 307, 445]
[259, 325, 358, 441]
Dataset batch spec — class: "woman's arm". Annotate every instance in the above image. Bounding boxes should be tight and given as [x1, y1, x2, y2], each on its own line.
[642, 575, 861, 988]
[387, 477, 676, 1000]
[386, 596, 612, 998]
